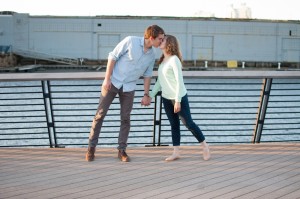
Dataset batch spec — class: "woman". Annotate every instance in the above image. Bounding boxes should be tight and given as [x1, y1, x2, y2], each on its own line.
[149, 35, 210, 161]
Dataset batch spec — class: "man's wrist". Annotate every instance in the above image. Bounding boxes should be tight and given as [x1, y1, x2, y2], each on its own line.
[144, 93, 149, 97]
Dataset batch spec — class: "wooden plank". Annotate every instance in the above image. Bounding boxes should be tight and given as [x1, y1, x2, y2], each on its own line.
[0, 144, 299, 199]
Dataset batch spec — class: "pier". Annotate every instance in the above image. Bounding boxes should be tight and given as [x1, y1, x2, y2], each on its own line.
[0, 143, 299, 198]
[0, 71, 299, 198]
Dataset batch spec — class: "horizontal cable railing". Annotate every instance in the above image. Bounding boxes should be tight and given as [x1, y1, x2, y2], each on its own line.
[0, 81, 50, 147]
[159, 78, 263, 145]
[261, 79, 300, 142]
[0, 71, 300, 147]
[47, 79, 156, 147]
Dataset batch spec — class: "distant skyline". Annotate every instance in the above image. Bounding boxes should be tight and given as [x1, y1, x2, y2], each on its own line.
[1, 0, 299, 21]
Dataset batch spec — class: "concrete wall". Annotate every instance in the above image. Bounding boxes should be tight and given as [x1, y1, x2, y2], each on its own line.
[0, 15, 13, 47]
[1, 13, 299, 63]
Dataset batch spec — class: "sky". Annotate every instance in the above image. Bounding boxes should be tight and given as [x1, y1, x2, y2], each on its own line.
[1, 0, 299, 21]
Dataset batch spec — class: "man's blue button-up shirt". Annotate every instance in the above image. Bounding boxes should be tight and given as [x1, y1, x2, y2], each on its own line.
[108, 36, 156, 92]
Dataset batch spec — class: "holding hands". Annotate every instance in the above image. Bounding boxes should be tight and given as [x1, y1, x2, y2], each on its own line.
[141, 94, 151, 106]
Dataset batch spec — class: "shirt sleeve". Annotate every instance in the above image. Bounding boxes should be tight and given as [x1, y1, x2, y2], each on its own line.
[108, 36, 130, 60]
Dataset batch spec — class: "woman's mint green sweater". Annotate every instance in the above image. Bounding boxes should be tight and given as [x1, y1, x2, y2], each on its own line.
[150, 55, 187, 102]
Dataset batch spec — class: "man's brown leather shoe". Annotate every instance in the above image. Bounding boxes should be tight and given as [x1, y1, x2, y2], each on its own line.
[85, 147, 95, 162]
[118, 149, 130, 162]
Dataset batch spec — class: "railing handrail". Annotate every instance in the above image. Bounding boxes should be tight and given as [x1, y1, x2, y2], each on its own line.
[1, 70, 300, 81]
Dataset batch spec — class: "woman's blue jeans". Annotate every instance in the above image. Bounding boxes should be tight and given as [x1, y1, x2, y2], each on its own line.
[162, 94, 205, 146]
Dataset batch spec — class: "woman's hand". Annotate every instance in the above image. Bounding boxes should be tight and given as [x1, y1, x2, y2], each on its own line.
[174, 102, 181, 113]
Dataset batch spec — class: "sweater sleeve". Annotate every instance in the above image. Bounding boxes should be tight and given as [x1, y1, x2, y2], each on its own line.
[149, 78, 161, 98]
[171, 56, 184, 102]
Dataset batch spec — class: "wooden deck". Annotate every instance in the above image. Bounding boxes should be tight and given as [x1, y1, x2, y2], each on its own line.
[0, 143, 299, 199]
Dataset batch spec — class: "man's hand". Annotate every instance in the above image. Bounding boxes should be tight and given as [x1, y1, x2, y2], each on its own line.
[141, 96, 151, 106]
[102, 78, 111, 90]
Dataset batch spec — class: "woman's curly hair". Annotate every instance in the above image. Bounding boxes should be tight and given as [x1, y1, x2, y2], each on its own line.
[158, 35, 183, 65]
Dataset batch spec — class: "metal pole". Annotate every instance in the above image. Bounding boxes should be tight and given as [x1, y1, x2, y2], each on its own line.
[157, 92, 164, 146]
[252, 78, 272, 143]
[42, 81, 54, 148]
[148, 93, 158, 147]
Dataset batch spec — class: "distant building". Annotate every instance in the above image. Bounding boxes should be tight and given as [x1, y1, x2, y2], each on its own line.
[229, 3, 252, 19]
[238, 3, 252, 19]
[193, 11, 215, 18]
[229, 4, 238, 18]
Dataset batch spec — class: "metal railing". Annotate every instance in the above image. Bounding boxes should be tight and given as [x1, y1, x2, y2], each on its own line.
[0, 70, 300, 147]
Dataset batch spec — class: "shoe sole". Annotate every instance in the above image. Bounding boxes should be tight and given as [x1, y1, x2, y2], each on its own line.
[165, 156, 180, 161]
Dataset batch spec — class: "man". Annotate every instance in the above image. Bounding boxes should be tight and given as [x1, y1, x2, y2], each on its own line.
[86, 25, 165, 162]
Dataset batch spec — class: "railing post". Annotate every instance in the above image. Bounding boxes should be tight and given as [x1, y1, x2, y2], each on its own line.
[42, 80, 58, 148]
[252, 78, 272, 143]
[148, 91, 163, 147]
[42, 81, 54, 147]
[156, 91, 163, 146]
